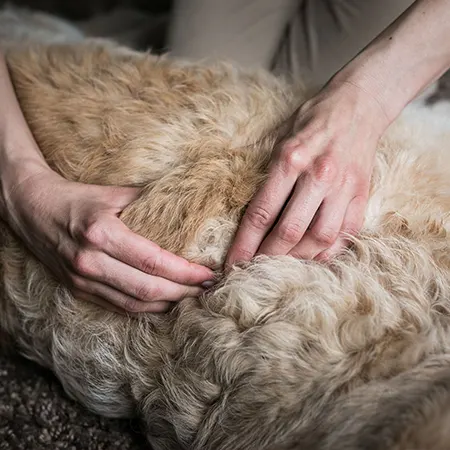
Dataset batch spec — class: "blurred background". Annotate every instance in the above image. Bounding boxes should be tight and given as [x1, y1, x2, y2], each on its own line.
[0, 0, 174, 52]
[1, 0, 173, 20]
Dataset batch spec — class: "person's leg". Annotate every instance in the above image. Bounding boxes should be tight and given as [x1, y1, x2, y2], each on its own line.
[274, 0, 416, 87]
[168, 0, 297, 69]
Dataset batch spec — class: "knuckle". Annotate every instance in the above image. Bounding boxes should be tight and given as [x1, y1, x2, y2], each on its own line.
[246, 204, 273, 230]
[135, 284, 152, 302]
[342, 224, 361, 237]
[341, 172, 359, 188]
[313, 156, 337, 183]
[82, 220, 107, 247]
[310, 227, 338, 246]
[233, 248, 254, 263]
[288, 250, 303, 260]
[149, 286, 164, 301]
[123, 297, 144, 313]
[140, 255, 159, 276]
[280, 146, 308, 172]
[135, 284, 164, 302]
[72, 251, 97, 277]
[277, 221, 305, 245]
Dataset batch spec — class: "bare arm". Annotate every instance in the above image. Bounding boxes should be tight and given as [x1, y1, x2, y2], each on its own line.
[340, 0, 450, 123]
[228, 0, 450, 264]
[0, 52, 49, 211]
[0, 53, 214, 313]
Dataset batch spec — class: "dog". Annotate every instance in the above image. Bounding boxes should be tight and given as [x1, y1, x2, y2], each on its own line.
[2, 7, 450, 450]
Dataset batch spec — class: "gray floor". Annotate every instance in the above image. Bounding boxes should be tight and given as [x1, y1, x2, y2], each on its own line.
[0, 352, 148, 450]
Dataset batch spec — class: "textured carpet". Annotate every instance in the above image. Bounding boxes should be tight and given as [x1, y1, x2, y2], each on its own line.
[0, 351, 149, 450]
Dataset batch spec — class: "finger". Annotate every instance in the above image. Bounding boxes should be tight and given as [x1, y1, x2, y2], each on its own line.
[315, 193, 367, 261]
[226, 150, 302, 265]
[287, 187, 352, 260]
[98, 185, 142, 212]
[71, 274, 191, 313]
[340, 193, 367, 241]
[71, 289, 128, 315]
[70, 252, 205, 305]
[257, 160, 335, 256]
[315, 237, 346, 262]
[90, 217, 215, 285]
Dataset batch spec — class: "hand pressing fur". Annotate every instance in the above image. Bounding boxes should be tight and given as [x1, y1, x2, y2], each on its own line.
[2, 168, 213, 314]
[227, 80, 387, 263]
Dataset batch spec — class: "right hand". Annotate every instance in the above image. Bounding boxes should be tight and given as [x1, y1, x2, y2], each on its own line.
[2, 167, 215, 314]
[227, 79, 386, 265]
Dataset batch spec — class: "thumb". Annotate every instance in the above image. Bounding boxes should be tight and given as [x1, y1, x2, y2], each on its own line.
[99, 185, 142, 211]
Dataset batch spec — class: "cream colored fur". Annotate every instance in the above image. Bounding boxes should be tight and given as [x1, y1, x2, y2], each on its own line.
[2, 9, 450, 450]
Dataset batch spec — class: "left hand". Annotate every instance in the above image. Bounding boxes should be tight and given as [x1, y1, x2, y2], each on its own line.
[227, 80, 390, 265]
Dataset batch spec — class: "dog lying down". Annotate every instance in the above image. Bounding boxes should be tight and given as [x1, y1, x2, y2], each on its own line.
[2, 8, 450, 450]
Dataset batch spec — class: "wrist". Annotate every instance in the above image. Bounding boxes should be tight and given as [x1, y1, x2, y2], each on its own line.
[332, 50, 440, 128]
[0, 53, 55, 220]
[0, 148, 53, 221]
[329, 0, 450, 127]
[324, 71, 391, 137]
[328, 38, 408, 129]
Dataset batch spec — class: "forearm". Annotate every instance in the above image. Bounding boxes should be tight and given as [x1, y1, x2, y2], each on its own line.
[331, 0, 450, 126]
[0, 52, 50, 216]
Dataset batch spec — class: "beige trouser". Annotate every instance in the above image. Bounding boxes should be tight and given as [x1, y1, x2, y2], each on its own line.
[168, 0, 416, 87]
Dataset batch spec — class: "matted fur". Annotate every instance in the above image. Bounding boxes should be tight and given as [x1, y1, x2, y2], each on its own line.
[2, 10, 450, 450]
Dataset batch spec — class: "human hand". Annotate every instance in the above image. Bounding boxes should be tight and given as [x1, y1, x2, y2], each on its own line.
[227, 80, 390, 265]
[3, 167, 214, 313]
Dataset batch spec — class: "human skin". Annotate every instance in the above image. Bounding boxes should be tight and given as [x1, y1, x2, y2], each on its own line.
[0, 53, 214, 314]
[227, 0, 450, 264]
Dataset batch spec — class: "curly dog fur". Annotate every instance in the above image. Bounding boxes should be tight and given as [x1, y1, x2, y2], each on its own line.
[2, 8, 450, 450]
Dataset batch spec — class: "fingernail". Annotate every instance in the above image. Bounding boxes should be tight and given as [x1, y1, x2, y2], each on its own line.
[201, 280, 215, 289]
